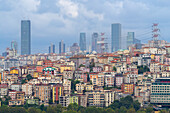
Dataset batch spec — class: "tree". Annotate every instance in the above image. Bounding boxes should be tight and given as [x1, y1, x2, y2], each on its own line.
[40, 104, 45, 111]
[119, 106, 127, 113]
[28, 107, 42, 113]
[104, 108, 115, 113]
[160, 110, 169, 113]
[79, 64, 85, 68]
[146, 107, 154, 113]
[109, 100, 120, 109]
[113, 66, 117, 71]
[133, 100, 140, 111]
[67, 103, 79, 112]
[26, 74, 33, 81]
[55, 104, 63, 113]
[21, 79, 27, 84]
[127, 108, 136, 113]
[47, 106, 56, 113]
[49, 99, 53, 104]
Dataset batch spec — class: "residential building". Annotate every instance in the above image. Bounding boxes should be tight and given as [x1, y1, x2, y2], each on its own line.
[34, 84, 51, 103]
[121, 83, 135, 94]
[86, 90, 105, 107]
[0, 84, 8, 98]
[52, 84, 64, 103]
[63, 70, 74, 79]
[22, 83, 33, 96]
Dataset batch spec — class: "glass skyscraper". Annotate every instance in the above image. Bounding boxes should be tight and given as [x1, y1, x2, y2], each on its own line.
[49, 43, 55, 53]
[21, 20, 31, 55]
[59, 40, 65, 54]
[127, 32, 135, 48]
[111, 23, 121, 52]
[92, 32, 98, 52]
[79, 33, 86, 51]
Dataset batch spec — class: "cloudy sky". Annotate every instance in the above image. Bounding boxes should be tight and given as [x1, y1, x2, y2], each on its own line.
[0, 0, 170, 54]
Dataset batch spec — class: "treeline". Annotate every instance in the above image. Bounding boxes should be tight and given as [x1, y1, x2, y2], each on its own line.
[0, 96, 169, 113]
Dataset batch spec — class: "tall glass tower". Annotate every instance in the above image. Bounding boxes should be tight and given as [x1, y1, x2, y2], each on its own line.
[59, 40, 65, 54]
[92, 32, 98, 52]
[21, 20, 31, 55]
[79, 33, 86, 51]
[127, 32, 135, 48]
[111, 23, 121, 52]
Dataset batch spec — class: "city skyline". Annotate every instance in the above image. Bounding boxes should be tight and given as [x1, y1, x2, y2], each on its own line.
[0, 0, 170, 54]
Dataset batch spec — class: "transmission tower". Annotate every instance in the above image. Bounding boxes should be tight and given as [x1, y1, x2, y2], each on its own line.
[152, 23, 160, 48]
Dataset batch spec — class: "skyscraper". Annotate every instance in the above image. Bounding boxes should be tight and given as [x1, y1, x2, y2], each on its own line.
[21, 20, 31, 55]
[79, 33, 86, 51]
[92, 33, 98, 52]
[49, 43, 55, 53]
[59, 40, 65, 54]
[11, 41, 18, 52]
[111, 23, 121, 52]
[127, 32, 135, 48]
[126, 32, 141, 49]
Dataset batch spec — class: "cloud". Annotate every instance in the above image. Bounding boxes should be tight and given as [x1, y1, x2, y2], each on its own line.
[0, 0, 170, 53]
[57, 0, 79, 18]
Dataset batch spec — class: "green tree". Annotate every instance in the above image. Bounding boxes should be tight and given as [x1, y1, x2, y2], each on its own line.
[104, 108, 115, 113]
[119, 106, 127, 113]
[127, 108, 136, 113]
[67, 103, 79, 112]
[40, 104, 45, 111]
[79, 64, 85, 68]
[21, 79, 27, 84]
[49, 99, 53, 104]
[145, 107, 154, 113]
[133, 100, 140, 111]
[28, 107, 42, 113]
[47, 106, 56, 113]
[160, 110, 169, 113]
[113, 66, 117, 71]
[26, 74, 33, 81]
[55, 104, 63, 113]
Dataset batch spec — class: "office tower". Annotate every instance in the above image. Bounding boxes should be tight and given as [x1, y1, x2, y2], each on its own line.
[111, 23, 121, 52]
[59, 40, 65, 54]
[79, 33, 86, 51]
[92, 33, 98, 52]
[49, 43, 55, 53]
[21, 20, 31, 55]
[127, 32, 135, 48]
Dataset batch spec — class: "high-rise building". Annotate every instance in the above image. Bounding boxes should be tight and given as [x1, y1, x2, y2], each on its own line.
[127, 32, 135, 48]
[49, 43, 55, 53]
[59, 40, 65, 54]
[11, 41, 18, 56]
[111, 23, 121, 52]
[21, 20, 31, 55]
[92, 33, 98, 52]
[11, 41, 18, 52]
[79, 33, 86, 51]
[126, 32, 141, 49]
